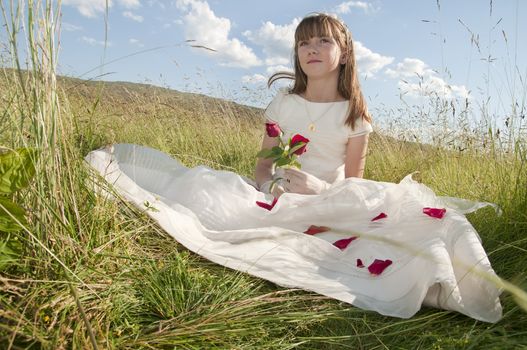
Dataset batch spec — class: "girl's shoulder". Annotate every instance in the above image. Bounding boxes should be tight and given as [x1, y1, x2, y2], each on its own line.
[265, 88, 297, 122]
[276, 87, 294, 100]
[347, 117, 373, 138]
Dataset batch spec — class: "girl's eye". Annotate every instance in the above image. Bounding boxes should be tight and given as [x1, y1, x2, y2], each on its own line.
[298, 41, 307, 46]
[321, 38, 331, 43]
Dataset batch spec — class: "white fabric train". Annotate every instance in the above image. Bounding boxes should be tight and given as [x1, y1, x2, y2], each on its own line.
[85, 143, 502, 322]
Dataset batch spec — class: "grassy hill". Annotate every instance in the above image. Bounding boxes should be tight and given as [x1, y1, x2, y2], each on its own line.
[1, 64, 526, 350]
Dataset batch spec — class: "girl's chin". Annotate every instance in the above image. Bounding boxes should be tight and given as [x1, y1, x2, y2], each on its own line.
[304, 71, 339, 80]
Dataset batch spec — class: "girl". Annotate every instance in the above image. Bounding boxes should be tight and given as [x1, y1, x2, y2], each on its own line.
[256, 13, 372, 197]
[87, 13, 502, 322]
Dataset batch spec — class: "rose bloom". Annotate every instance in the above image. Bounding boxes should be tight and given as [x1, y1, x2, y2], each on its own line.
[290, 134, 310, 155]
[265, 122, 281, 137]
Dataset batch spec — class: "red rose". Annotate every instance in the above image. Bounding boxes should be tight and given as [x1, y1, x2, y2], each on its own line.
[289, 134, 310, 155]
[265, 122, 281, 137]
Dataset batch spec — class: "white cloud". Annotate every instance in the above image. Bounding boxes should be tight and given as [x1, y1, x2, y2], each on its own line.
[123, 10, 144, 22]
[63, 0, 109, 18]
[117, 0, 141, 8]
[266, 65, 292, 75]
[243, 19, 299, 66]
[62, 22, 82, 31]
[129, 38, 144, 47]
[63, 0, 140, 18]
[385, 58, 430, 78]
[81, 36, 112, 47]
[175, 0, 261, 68]
[147, 0, 164, 8]
[335, 1, 378, 14]
[386, 58, 470, 99]
[242, 74, 266, 84]
[354, 41, 394, 77]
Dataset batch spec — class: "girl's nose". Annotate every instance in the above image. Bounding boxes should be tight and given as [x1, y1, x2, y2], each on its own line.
[307, 43, 318, 54]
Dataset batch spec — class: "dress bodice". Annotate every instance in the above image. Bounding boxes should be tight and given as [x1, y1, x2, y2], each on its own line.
[265, 89, 373, 183]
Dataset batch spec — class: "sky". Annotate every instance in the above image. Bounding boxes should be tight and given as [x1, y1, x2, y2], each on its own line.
[6, 0, 527, 133]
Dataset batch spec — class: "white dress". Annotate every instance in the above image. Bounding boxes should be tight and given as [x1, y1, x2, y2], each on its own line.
[85, 90, 502, 323]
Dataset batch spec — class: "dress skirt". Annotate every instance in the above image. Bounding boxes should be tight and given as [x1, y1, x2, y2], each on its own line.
[85, 143, 502, 322]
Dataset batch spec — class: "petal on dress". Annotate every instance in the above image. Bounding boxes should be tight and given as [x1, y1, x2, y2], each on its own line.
[256, 197, 278, 211]
[333, 236, 358, 250]
[371, 212, 387, 221]
[368, 259, 393, 275]
[423, 207, 446, 219]
[304, 225, 331, 235]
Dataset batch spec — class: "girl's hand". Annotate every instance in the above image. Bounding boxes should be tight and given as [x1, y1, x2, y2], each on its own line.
[259, 179, 286, 198]
[282, 168, 330, 195]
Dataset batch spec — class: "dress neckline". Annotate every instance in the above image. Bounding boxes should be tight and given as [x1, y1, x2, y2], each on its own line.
[292, 93, 348, 105]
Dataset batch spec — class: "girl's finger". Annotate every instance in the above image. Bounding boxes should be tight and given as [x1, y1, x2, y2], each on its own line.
[285, 168, 302, 179]
[287, 168, 302, 175]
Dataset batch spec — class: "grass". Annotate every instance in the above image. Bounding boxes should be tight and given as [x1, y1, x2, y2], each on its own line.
[1, 1, 526, 349]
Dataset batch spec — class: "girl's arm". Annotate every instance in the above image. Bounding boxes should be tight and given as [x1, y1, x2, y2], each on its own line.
[344, 134, 369, 178]
[255, 131, 280, 188]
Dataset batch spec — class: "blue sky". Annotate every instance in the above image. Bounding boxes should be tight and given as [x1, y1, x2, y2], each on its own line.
[48, 1, 527, 129]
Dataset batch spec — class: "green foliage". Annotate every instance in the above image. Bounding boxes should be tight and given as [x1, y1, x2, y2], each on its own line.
[0, 148, 37, 272]
[0, 148, 37, 233]
[257, 135, 305, 171]
[0, 148, 37, 195]
[0, 234, 21, 270]
[256, 147, 274, 158]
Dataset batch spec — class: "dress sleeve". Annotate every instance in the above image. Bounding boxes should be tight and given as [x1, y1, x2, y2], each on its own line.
[264, 89, 286, 124]
[347, 118, 373, 138]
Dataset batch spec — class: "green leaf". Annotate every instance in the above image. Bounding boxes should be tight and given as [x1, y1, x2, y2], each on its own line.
[271, 146, 283, 156]
[0, 197, 27, 233]
[143, 200, 160, 212]
[275, 157, 292, 167]
[256, 148, 274, 159]
[291, 160, 302, 169]
[0, 234, 21, 271]
[0, 148, 38, 195]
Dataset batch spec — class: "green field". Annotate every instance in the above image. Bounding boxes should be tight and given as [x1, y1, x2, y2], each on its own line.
[1, 2, 526, 349]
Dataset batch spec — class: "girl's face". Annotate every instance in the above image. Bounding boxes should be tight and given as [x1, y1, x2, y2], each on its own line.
[296, 35, 344, 81]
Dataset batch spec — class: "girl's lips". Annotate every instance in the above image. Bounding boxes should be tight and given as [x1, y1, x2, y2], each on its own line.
[307, 59, 322, 64]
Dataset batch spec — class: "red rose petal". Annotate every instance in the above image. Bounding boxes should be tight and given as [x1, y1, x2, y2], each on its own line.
[304, 225, 331, 235]
[333, 236, 358, 250]
[423, 207, 446, 219]
[368, 259, 393, 275]
[356, 259, 365, 268]
[371, 212, 387, 221]
[256, 197, 278, 211]
[290, 134, 310, 155]
[265, 122, 281, 137]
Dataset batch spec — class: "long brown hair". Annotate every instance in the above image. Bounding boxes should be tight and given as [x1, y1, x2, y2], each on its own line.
[268, 13, 371, 129]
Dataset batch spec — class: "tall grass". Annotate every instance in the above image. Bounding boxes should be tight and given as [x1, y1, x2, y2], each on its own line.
[1, 0, 526, 349]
